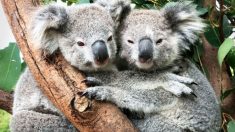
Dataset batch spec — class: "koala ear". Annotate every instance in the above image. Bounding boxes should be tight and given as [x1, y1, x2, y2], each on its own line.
[94, 0, 131, 22]
[162, 1, 206, 50]
[30, 4, 68, 54]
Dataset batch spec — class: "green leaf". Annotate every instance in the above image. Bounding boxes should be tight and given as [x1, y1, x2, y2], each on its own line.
[204, 22, 221, 47]
[220, 88, 235, 101]
[21, 62, 27, 72]
[223, 15, 233, 38]
[0, 43, 21, 92]
[0, 109, 11, 132]
[196, 7, 208, 16]
[228, 120, 235, 132]
[132, 0, 145, 5]
[232, 0, 235, 7]
[79, 0, 90, 4]
[227, 48, 235, 69]
[218, 38, 234, 67]
[42, 0, 57, 4]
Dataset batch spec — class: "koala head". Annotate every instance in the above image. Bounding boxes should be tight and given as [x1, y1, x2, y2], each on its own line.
[118, 1, 205, 71]
[30, 3, 117, 71]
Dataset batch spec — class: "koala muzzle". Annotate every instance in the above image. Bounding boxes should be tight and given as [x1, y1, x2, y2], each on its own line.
[92, 40, 109, 64]
[138, 38, 153, 63]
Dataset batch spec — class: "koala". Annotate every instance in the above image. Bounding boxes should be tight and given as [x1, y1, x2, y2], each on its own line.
[11, 2, 118, 131]
[83, 1, 222, 131]
[94, 0, 131, 22]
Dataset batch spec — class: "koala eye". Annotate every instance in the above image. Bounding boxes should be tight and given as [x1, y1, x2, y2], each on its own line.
[156, 39, 163, 45]
[107, 35, 113, 41]
[128, 40, 134, 44]
[77, 41, 85, 46]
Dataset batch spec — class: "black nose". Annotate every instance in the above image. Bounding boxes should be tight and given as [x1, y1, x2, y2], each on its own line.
[138, 38, 153, 63]
[92, 40, 109, 64]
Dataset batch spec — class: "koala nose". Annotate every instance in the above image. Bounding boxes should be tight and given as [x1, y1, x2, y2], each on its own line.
[138, 38, 153, 63]
[92, 40, 109, 64]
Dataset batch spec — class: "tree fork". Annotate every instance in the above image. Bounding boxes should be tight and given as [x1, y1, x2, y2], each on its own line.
[1, 0, 137, 131]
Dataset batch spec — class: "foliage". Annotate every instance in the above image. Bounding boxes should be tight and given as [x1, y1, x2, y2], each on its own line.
[218, 38, 234, 67]
[0, 109, 11, 132]
[0, 43, 25, 131]
[227, 120, 235, 132]
[0, 43, 23, 92]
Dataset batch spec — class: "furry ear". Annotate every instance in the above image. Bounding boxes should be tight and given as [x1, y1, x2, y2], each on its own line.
[94, 0, 131, 22]
[30, 4, 68, 54]
[162, 1, 206, 50]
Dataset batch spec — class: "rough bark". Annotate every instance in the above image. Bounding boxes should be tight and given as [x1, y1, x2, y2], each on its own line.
[0, 90, 13, 114]
[202, 0, 235, 117]
[1, 0, 137, 131]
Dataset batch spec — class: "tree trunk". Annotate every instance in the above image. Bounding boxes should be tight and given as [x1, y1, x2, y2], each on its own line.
[1, 0, 137, 131]
[0, 90, 13, 114]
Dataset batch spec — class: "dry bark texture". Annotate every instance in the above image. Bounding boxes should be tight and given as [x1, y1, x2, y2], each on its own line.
[1, 0, 137, 131]
[0, 90, 13, 114]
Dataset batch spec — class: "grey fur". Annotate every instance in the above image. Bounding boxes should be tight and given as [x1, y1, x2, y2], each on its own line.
[83, 1, 221, 131]
[11, 2, 119, 131]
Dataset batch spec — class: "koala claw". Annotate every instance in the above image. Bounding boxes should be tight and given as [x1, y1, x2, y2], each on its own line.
[191, 82, 198, 85]
[190, 92, 197, 98]
[166, 81, 195, 97]
[81, 77, 103, 87]
[82, 87, 110, 101]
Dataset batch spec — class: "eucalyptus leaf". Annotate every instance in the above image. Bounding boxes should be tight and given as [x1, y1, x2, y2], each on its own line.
[218, 38, 234, 67]
[223, 15, 233, 38]
[0, 43, 21, 92]
[21, 62, 27, 72]
[228, 120, 235, 132]
[226, 48, 235, 69]
[204, 22, 221, 47]
[220, 88, 235, 101]
[0, 109, 10, 131]
[232, 0, 235, 7]
[79, 0, 90, 4]
[196, 7, 208, 16]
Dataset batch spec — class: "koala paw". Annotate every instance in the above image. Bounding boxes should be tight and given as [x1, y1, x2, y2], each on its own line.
[166, 73, 198, 85]
[81, 77, 103, 87]
[166, 81, 197, 97]
[82, 87, 111, 101]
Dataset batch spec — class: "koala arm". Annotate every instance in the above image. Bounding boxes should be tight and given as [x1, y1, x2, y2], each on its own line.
[82, 71, 196, 114]
[83, 74, 182, 113]
[83, 86, 173, 114]
[156, 72, 196, 97]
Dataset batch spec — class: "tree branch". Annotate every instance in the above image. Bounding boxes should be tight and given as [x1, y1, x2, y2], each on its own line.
[1, 0, 136, 131]
[0, 90, 13, 114]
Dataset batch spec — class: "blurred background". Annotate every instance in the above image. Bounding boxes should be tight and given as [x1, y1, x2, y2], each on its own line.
[0, 2, 15, 49]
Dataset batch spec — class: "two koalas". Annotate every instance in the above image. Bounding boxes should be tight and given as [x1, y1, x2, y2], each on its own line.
[11, 0, 221, 132]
